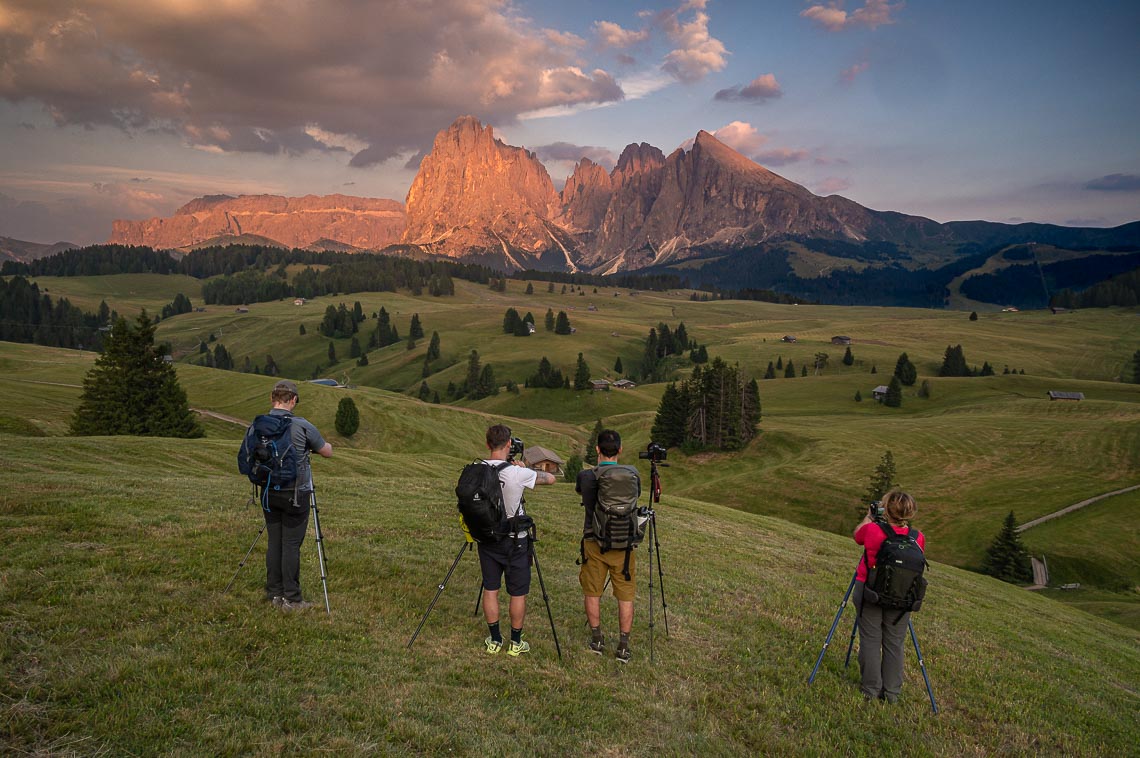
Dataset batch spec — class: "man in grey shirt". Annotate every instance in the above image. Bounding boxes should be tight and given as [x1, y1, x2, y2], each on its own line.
[261, 380, 332, 610]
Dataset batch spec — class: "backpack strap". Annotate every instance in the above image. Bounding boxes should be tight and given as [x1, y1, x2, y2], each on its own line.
[621, 546, 632, 582]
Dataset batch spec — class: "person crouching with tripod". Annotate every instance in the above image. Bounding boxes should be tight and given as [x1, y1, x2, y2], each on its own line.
[853, 490, 926, 702]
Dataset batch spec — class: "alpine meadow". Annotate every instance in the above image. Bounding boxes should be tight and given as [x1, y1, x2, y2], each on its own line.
[1, 270, 1138, 755]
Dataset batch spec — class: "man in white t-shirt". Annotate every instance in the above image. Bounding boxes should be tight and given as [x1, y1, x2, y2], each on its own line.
[479, 424, 556, 656]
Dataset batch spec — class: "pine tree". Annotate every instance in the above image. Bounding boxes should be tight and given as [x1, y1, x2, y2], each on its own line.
[299, 323, 306, 336]
[854, 389, 862, 402]
[427, 331, 441, 361]
[422, 355, 432, 377]
[545, 308, 555, 331]
[586, 419, 603, 465]
[526, 282, 534, 294]
[894, 352, 917, 386]
[784, 360, 795, 378]
[574, 352, 591, 390]
[969, 311, 978, 321]
[71, 312, 203, 438]
[614, 356, 623, 374]
[503, 308, 521, 334]
[350, 337, 361, 359]
[776, 356, 783, 370]
[939, 344, 970, 377]
[327, 341, 337, 363]
[462, 350, 481, 398]
[418, 381, 431, 401]
[764, 361, 775, 379]
[651, 383, 688, 448]
[863, 450, 896, 509]
[478, 364, 498, 397]
[843, 346, 854, 366]
[980, 361, 995, 376]
[335, 397, 359, 436]
[982, 512, 1033, 583]
[800, 365, 807, 377]
[555, 311, 572, 335]
[410, 313, 424, 340]
[885, 376, 903, 407]
[563, 453, 583, 482]
[547, 282, 555, 294]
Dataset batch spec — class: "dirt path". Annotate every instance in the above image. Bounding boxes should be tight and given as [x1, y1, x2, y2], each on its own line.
[191, 408, 248, 427]
[1017, 484, 1140, 533]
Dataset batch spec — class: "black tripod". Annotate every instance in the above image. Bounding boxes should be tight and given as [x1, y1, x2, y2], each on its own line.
[223, 484, 331, 616]
[409, 525, 562, 659]
[807, 565, 938, 714]
[644, 457, 670, 664]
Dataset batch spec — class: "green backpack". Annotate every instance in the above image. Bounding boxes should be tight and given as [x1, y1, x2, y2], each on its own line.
[590, 465, 644, 580]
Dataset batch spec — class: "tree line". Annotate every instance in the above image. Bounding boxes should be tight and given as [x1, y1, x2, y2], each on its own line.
[0, 276, 108, 351]
[650, 358, 761, 452]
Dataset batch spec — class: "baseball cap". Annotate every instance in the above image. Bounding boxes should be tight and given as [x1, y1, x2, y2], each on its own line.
[273, 380, 299, 396]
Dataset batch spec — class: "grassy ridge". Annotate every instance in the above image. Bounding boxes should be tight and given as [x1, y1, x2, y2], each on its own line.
[1, 433, 1138, 755]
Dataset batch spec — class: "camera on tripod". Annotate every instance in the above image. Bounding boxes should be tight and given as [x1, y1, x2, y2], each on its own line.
[508, 437, 524, 462]
[638, 441, 668, 463]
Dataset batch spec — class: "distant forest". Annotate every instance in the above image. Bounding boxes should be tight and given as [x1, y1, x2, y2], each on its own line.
[0, 276, 107, 351]
[960, 253, 1140, 309]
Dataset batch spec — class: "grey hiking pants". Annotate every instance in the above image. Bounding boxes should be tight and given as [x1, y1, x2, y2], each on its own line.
[854, 582, 910, 700]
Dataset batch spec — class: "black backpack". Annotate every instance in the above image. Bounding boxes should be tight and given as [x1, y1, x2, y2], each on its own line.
[863, 522, 927, 622]
[238, 414, 298, 510]
[455, 461, 511, 543]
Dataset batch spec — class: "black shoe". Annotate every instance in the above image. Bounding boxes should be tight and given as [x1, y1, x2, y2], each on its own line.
[615, 640, 631, 664]
[281, 599, 314, 611]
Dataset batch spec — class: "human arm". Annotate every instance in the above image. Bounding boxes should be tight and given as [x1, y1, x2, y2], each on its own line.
[533, 470, 556, 486]
[853, 515, 872, 542]
[316, 442, 332, 458]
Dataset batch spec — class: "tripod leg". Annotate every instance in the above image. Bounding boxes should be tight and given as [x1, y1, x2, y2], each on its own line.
[650, 513, 669, 636]
[647, 523, 656, 665]
[843, 615, 859, 669]
[223, 523, 265, 594]
[309, 492, 331, 615]
[529, 542, 562, 660]
[908, 619, 939, 714]
[473, 581, 485, 617]
[808, 570, 858, 684]
[407, 542, 470, 650]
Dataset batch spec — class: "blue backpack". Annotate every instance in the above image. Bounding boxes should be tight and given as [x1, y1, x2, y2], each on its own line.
[238, 414, 298, 510]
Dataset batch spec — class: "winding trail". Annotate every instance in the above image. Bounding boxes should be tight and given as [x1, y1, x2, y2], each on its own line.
[1016, 484, 1140, 533]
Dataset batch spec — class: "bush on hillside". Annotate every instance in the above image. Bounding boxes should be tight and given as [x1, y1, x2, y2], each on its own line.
[335, 397, 360, 437]
[983, 511, 1033, 584]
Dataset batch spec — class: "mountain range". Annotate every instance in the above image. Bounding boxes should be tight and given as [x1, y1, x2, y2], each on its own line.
[101, 115, 1140, 305]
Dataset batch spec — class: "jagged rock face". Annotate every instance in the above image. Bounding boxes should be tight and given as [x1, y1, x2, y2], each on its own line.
[109, 194, 405, 250]
[557, 158, 612, 233]
[401, 115, 560, 264]
[580, 131, 903, 271]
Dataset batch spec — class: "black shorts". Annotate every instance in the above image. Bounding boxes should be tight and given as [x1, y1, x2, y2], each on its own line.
[477, 537, 531, 597]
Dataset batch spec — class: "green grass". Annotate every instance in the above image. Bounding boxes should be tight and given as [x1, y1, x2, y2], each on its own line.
[2, 432, 1138, 755]
[29, 273, 204, 317]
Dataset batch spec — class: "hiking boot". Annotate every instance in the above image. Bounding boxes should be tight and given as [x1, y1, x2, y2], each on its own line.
[882, 694, 899, 705]
[270, 596, 285, 608]
[588, 633, 605, 655]
[484, 636, 503, 654]
[615, 640, 631, 664]
[280, 599, 314, 611]
[506, 639, 530, 657]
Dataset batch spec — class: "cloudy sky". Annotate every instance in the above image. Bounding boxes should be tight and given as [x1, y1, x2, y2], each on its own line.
[1, 0, 1138, 244]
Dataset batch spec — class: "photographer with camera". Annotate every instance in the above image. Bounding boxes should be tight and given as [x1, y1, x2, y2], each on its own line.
[244, 380, 332, 611]
[852, 491, 926, 702]
[576, 429, 643, 663]
[476, 424, 556, 656]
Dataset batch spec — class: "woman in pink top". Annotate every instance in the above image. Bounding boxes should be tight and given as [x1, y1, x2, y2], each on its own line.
[852, 490, 926, 703]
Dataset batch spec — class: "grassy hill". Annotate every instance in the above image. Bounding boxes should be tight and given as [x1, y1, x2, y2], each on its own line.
[2, 376, 1138, 754]
[3, 273, 1138, 621]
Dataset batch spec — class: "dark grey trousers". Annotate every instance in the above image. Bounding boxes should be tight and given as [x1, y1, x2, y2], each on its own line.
[264, 503, 310, 602]
[854, 582, 910, 700]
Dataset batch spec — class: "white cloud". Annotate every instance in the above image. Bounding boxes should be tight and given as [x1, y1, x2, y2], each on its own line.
[714, 73, 783, 102]
[802, 1, 904, 32]
[594, 20, 649, 48]
[661, 8, 728, 83]
[711, 121, 768, 156]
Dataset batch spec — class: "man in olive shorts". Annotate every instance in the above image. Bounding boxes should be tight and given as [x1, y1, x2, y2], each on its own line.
[576, 429, 641, 663]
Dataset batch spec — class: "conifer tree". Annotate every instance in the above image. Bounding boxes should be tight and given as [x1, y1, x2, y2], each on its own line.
[427, 331, 441, 361]
[418, 381, 432, 402]
[574, 352, 591, 390]
[854, 389, 862, 402]
[863, 450, 896, 507]
[503, 308, 521, 334]
[555, 310, 572, 335]
[71, 312, 203, 438]
[776, 356, 783, 370]
[939, 344, 970, 377]
[784, 360, 795, 378]
[299, 324, 306, 336]
[651, 383, 688, 448]
[526, 282, 534, 294]
[764, 361, 775, 379]
[885, 375, 903, 407]
[982, 512, 1033, 583]
[545, 308, 555, 331]
[328, 341, 337, 363]
[547, 282, 555, 293]
[462, 350, 481, 398]
[614, 356, 623, 374]
[335, 397, 359, 436]
[585, 418, 603, 465]
[350, 336, 361, 359]
[478, 364, 498, 396]
[843, 346, 854, 366]
[410, 313, 424, 340]
[894, 352, 917, 386]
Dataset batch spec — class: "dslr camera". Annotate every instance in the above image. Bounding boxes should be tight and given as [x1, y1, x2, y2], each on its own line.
[508, 437, 525, 462]
[638, 441, 668, 463]
[868, 500, 885, 520]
